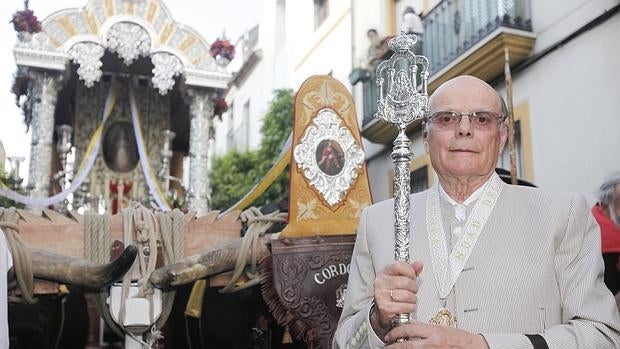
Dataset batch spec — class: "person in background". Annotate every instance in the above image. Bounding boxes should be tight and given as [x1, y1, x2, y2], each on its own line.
[593, 173, 620, 307]
[402, 6, 424, 56]
[402, 6, 424, 36]
[367, 28, 383, 71]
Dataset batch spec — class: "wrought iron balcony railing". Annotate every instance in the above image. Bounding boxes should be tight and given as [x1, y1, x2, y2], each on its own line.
[356, 0, 534, 142]
[423, 0, 532, 75]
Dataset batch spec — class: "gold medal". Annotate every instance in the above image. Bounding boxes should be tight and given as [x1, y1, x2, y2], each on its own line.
[429, 307, 457, 327]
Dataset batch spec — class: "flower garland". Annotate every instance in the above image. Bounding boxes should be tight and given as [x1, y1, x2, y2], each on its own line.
[209, 38, 235, 61]
[10, 0, 41, 34]
[214, 98, 228, 120]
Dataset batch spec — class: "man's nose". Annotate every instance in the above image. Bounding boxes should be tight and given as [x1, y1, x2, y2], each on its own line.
[456, 115, 473, 137]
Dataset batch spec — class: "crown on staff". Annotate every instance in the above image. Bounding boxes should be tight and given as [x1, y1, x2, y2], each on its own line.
[375, 31, 430, 127]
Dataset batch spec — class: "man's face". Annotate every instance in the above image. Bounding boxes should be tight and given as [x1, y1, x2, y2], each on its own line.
[367, 30, 378, 42]
[424, 76, 507, 180]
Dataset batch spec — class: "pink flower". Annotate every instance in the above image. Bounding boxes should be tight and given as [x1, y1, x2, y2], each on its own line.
[11, 1, 41, 34]
[210, 39, 236, 61]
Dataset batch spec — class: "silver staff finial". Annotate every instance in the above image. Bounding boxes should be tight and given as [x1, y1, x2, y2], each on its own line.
[376, 32, 429, 127]
[375, 31, 430, 328]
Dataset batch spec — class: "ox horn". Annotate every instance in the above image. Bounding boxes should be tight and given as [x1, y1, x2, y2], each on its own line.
[150, 237, 270, 289]
[7, 246, 138, 290]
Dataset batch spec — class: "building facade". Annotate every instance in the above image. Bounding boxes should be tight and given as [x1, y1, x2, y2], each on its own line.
[219, 0, 619, 206]
[353, 0, 620, 204]
[214, 0, 354, 156]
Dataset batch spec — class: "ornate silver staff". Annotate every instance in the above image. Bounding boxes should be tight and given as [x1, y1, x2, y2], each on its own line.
[375, 32, 429, 327]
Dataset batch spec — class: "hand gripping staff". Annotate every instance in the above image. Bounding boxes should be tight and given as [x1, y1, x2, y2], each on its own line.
[374, 31, 430, 332]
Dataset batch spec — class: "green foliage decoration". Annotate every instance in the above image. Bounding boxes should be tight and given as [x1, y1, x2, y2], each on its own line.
[209, 89, 294, 210]
[0, 170, 25, 209]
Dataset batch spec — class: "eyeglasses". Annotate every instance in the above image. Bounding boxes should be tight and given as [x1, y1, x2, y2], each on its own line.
[428, 111, 504, 132]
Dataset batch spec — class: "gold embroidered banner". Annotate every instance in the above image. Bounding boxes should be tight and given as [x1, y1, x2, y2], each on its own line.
[280, 76, 372, 237]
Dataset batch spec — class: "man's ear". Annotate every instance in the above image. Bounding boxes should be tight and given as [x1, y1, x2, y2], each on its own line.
[498, 122, 508, 155]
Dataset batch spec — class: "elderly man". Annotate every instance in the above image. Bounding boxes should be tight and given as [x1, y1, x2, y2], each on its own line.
[334, 75, 620, 348]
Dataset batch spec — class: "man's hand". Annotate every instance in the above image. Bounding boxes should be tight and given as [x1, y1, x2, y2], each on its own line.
[384, 322, 489, 349]
[370, 260, 424, 338]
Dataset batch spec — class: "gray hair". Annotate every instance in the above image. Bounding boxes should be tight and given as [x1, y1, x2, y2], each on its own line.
[499, 95, 508, 120]
[598, 172, 620, 205]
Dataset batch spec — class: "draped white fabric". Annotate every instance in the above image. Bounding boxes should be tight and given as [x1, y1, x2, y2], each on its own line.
[1, 78, 172, 211]
[0, 80, 117, 208]
[128, 85, 171, 211]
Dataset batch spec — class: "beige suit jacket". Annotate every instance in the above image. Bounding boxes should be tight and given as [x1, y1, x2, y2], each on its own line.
[334, 183, 620, 348]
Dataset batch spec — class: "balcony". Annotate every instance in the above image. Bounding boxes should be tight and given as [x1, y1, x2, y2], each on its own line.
[356, 0, 535, 144]
[350, 68, 399, 143]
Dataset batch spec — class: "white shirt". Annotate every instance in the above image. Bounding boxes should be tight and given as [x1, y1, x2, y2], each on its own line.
[0, 228, 12, 349]
[402, 12, 424, 34]
[439, 178, 489, 240]
[368, 177, 493, 347]
[439, 177, 488, 210]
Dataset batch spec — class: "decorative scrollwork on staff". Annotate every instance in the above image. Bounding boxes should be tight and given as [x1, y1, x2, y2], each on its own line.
[375, 31, 430, 327]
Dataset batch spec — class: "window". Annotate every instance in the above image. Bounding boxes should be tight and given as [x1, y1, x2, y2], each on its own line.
[314, 0, 329, 30]
[233, 100, 250, 150]
[389, 154, 433, 198]
[275, 0, 286, 53]
[227, 100, 250, 151]
[226, 102, 235, 150]
[410, 165, 429, 193]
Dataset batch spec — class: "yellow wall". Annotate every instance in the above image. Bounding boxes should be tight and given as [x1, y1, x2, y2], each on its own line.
[512, 101, 535, 182]
[386, 0, 396, 35]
